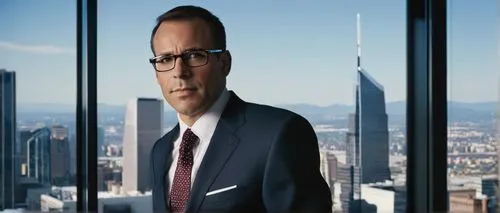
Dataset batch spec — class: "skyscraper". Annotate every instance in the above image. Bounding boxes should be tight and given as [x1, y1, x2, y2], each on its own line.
[19, 130, 33, 172]
[26, 128, 52, 185]
[338, 165, 361, 212]
[50, 125, 71, 185]
[122, 98, 164, 192]
[97, 127, 105, 157]
[340, 14, 391, 213]
[0, 69, 16, 210]
[319, 151, 338, 187]
[319, 150, 338, 211]
[351, 69, 391, 183]
[346, 13, 391, 185]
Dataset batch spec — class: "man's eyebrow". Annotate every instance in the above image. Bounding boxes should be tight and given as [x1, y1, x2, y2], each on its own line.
[156, 51, 173, 57]
[156, 47, 204, 56]
[184, 47, 204, 51]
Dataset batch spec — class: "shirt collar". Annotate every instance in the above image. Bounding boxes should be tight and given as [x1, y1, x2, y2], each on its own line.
[177, 88, 230, 142]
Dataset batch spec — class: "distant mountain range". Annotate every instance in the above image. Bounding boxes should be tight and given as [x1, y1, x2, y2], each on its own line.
[16, 103, 128, 114]
[276, 101, 497, 123]
[277, 101, 497, 116]
[17, 101, 497, 118]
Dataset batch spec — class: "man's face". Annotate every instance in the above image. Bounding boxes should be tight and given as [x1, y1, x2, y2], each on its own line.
[152, 19, 230, 118]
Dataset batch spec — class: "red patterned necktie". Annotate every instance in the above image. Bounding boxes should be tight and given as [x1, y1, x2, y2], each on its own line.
[169, 128, 198, 213]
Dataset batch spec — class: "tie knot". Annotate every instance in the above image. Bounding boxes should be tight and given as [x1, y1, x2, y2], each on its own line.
[181, 128, 198, 152]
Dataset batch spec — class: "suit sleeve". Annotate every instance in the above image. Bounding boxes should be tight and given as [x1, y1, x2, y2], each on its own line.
[262, 114, 333, 213]
[150, 144, 158, 211]
[150, 146, 155, 189]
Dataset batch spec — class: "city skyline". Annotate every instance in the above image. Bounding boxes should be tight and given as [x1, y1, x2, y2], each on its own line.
[0, 0, 498, 108]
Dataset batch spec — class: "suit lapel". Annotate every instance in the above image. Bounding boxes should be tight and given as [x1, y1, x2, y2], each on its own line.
[156, 124, 178, 213]
[186, 92, 246, 212]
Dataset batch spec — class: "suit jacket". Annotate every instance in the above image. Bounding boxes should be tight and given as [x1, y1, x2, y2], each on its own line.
[150, 91, 332, 213]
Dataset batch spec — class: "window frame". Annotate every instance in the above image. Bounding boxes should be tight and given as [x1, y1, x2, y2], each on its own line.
[76, 0, 98, 211]
[406, 0, 448, 212]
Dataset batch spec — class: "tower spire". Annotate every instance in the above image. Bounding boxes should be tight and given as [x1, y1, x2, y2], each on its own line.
[357, 13, 361, 71]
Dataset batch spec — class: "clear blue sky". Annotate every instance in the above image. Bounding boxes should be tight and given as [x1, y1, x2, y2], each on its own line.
[0, 0, 498, 109]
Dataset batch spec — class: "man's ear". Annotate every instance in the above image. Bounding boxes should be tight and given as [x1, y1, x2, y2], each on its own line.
[221, 50, 232, 76]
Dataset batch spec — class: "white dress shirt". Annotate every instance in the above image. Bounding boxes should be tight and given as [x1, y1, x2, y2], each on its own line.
[168, 88, 230, 193]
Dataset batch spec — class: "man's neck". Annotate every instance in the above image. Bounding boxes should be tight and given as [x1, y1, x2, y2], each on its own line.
[178, 88, 229, 127]
[179, 113, 203, 127]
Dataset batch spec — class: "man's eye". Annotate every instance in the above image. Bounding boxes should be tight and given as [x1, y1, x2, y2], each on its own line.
[186, 52, 205, 59]
[159, 57, 174, 63]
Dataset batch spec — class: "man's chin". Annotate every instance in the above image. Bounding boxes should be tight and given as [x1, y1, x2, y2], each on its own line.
[175, 105, 203, 117]
[172, 99, 212, 117]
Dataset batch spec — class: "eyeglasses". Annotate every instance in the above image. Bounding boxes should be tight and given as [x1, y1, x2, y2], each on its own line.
[149, 49, 225, 72]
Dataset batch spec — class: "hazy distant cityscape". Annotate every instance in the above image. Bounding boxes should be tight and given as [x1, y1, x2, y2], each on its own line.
[16, 99, 499, 178]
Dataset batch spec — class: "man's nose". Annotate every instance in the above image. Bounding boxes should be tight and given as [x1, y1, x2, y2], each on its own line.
[171, 57, 190, 78]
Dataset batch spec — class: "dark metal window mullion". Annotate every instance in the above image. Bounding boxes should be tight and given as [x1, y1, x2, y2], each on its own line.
[76, 0, 98, 211]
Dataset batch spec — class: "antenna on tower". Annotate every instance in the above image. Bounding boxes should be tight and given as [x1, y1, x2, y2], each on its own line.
[357, 13, 361, 71]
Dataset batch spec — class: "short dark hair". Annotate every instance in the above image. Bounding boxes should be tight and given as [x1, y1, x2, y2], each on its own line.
[150, 5, 226, 55]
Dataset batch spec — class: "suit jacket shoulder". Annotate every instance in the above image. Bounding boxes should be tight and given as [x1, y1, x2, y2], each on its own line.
[241, 101, 310, 127]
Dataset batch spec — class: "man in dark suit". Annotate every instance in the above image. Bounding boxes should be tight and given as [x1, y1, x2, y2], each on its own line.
[148, 5, 332, 213]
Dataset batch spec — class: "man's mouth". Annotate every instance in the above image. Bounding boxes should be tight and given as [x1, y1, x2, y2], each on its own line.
[171, 87, 196, 93]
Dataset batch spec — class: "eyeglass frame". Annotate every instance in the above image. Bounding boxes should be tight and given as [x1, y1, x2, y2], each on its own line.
[148, 48, 226, 72]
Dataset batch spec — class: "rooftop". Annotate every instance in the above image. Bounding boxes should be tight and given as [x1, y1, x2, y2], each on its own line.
[49, 186, 152, 201]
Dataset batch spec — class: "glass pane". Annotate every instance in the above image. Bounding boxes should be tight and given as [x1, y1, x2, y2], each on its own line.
[0, 0, 77, 211]
[98, 1, 406, 212]
[447, 0, 500, 212]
